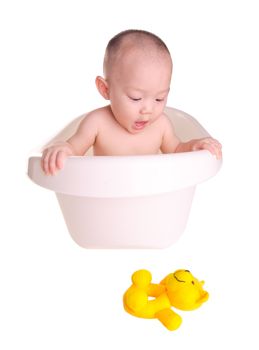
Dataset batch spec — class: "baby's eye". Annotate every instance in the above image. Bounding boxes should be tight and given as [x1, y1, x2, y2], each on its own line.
[129, 96, 141, 101]
[156, 98, 164, 102]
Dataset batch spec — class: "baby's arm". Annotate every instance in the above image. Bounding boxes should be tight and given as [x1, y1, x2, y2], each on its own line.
[160, 116, 222, 159]
[41, 113, 98, 175]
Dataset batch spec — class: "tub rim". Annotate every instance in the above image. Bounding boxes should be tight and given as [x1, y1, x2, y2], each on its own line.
[28, 150, 222, 198]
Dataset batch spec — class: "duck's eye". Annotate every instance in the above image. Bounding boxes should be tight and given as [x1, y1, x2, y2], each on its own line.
[173, 274, 186, 283]
[191, 281, 195, 285]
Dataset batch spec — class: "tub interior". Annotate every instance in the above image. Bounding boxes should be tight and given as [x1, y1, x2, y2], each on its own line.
[42, 107, 210, 155]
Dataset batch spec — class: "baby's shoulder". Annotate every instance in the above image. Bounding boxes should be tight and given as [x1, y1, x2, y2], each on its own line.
[159, 112, 172, 124]
[155, 113, 173, 131]
[83, 105, 111, 120]
[79, 105, 112, 127]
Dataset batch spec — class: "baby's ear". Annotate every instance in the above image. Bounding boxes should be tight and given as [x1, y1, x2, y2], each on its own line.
[95, 76, 109, 100]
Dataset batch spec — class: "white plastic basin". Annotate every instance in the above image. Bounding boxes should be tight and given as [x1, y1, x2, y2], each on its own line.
[28, 107, 222, 248]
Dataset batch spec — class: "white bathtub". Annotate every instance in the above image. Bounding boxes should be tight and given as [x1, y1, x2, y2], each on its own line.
[28, 107, 222, 248]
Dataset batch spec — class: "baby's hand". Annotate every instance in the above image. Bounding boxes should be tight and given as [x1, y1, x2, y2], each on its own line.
[41, 142, 74, 175]
[192, 137, 222, 159]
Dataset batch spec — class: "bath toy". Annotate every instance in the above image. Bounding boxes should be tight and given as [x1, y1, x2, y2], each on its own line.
[123, 269, 209, 330]
[28, 107, 222, 248]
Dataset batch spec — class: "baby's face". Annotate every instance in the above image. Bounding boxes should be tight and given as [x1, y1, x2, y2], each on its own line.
[107, 49, 172, 134]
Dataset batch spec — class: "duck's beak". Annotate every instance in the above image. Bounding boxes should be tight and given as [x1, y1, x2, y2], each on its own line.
[200, 291, 209, 304]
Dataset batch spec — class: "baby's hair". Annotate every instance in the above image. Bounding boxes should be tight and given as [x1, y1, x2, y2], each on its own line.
[103, 29, 171, 77]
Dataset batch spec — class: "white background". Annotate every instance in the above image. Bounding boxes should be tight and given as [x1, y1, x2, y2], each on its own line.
[1, 0, 258, 349]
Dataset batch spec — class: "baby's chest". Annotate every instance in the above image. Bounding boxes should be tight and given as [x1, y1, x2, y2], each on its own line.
[95, 128, 162, 156]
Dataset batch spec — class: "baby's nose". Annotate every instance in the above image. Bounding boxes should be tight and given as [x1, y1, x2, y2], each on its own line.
[140, 102, 153, 116]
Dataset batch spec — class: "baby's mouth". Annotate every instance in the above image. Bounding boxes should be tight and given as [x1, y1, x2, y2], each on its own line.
[134, 121, 148, 130]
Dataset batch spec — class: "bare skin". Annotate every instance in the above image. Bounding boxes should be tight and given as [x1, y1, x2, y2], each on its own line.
[42, 39, 222, 175]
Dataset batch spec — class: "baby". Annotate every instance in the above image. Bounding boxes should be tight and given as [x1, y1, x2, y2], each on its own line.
[42, 29, 222, 175]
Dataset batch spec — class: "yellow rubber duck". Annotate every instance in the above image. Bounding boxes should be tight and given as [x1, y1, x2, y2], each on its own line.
[123, 269, 209, 331]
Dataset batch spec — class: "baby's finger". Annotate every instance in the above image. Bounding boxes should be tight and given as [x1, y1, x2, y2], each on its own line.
[205, 142, 222, 159]
[48, 150, 60, 175]
[216, 145, 222, 159]
[210, 139, 222, 149]
[41, 149, 51, 175]
[56, 151, 67, 170]
[209, 140, 222, 159]
[202, 142, 217, 156]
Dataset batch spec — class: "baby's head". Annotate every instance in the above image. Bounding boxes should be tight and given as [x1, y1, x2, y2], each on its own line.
[103, 29, 172, 79]
[96, 30, 173, 133]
